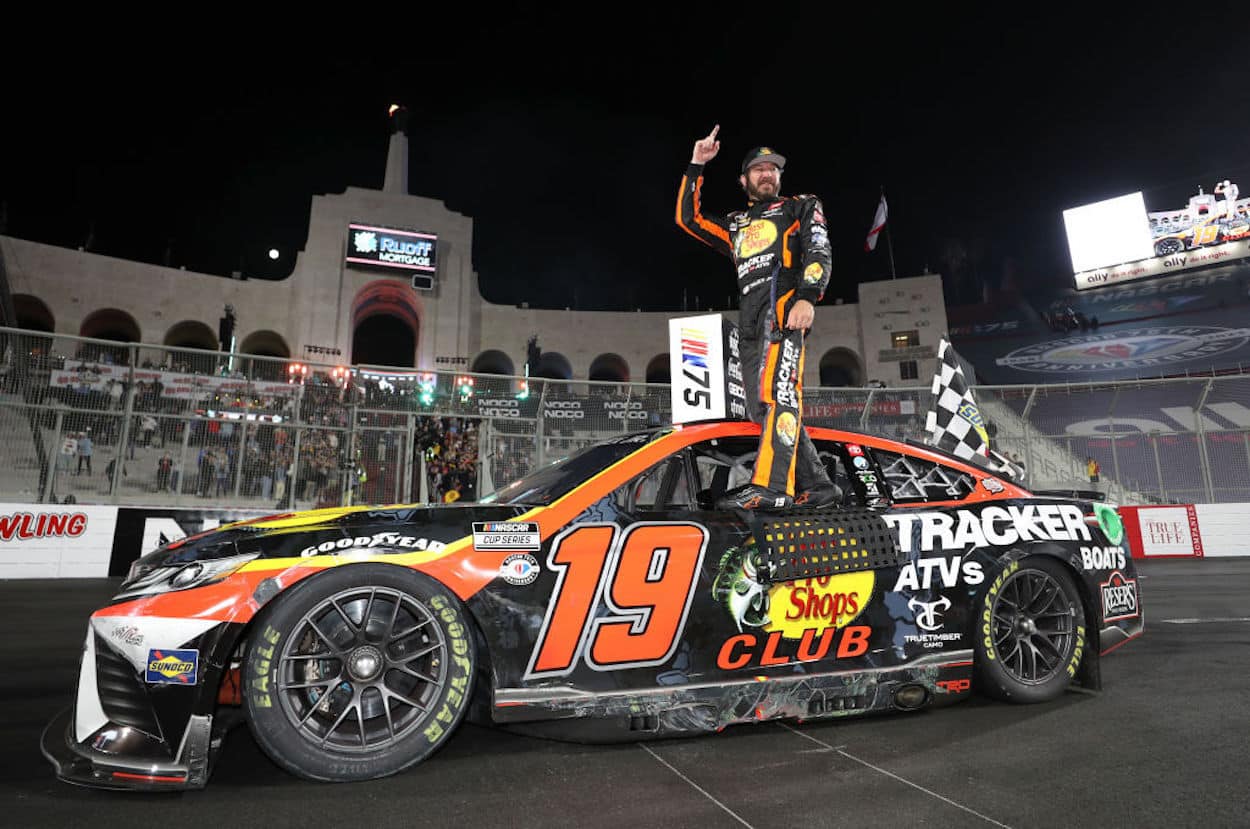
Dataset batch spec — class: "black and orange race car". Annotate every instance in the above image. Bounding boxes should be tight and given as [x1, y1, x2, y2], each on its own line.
[42, 421, 1143, 789]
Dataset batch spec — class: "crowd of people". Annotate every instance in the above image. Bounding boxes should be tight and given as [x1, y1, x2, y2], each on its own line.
[416, 417, 479, 502]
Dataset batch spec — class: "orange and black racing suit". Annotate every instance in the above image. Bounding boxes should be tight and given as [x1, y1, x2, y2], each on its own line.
[676, 162, 834, 495]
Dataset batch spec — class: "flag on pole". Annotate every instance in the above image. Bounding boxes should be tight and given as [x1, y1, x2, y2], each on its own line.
[864, 194, 888, 252]
[925, 337, 990, 460]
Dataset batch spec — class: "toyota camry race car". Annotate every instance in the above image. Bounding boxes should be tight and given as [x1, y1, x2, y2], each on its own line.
[43, 421, 1143, 790]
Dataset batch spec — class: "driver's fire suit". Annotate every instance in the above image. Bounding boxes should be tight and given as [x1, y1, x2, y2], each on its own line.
[676, 162, 834, 494]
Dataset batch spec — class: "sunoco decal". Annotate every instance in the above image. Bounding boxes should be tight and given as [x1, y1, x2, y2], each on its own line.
[1101, 571, 1139, 622]
[145, 649, 199, 684]
[473, 522, 541, 552]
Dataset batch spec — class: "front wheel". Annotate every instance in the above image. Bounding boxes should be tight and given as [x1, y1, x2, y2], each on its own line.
[243, 564, 476, 781]
[974, 557, 1086, 704]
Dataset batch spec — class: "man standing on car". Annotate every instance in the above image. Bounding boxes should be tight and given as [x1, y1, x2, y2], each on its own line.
[677, 125, 839, 510]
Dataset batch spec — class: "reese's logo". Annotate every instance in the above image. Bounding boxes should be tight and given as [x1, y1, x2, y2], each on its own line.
[145, 648, 199, 684]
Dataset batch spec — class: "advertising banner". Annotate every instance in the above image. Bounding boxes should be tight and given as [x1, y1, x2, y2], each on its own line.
[669, 314, 746, 425]
[1121, 505, 1204, 558]
[0, 504, 118, 578]
[51, 363, 298, 402]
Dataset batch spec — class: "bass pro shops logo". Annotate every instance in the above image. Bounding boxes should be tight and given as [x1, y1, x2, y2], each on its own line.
[996, 327, 1250, 373]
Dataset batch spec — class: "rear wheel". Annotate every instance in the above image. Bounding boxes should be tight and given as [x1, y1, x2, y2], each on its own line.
[974, 557, 1086, 704]
[243, 564, 475, 781]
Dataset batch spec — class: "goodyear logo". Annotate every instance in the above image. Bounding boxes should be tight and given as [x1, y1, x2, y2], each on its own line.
[145, 648, 198, 685]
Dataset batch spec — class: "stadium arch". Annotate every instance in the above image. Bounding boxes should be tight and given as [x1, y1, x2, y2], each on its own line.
[352, 280, 422, 369]
[239, 330, 292, 381]
[645, 353, 670, 384]
[588, 353, 630, 382]
[12, 294, 54, 332]
[164, 320, 218, 351]
[532, 352, 573, 380]
[819, 347, 865, 387]
[471, 350, 515, 376]
[80, 308, 140, 343]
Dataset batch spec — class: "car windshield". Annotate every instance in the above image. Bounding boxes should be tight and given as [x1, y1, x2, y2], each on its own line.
[481, 430, 668, 506]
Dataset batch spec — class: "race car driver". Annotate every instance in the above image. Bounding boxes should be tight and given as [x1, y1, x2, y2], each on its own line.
[677, 125, 839, 510]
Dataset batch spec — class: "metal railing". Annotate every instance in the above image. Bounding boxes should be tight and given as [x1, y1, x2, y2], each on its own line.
[3, 326, 1247, 509]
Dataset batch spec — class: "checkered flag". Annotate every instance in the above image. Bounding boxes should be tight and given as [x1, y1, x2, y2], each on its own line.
[925, 338, 990, 460]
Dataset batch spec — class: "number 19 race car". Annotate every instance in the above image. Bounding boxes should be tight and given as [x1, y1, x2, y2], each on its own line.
[42, 421, 1143, 790]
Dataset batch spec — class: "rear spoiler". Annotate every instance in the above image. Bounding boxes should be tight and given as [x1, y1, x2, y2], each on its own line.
[1030, 489, 1106, 501]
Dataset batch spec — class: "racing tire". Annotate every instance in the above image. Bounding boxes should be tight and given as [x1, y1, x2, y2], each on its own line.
[1154, 238, 1184, 256]
[242, 564, 476, 782]
[973, 556, 1086, 704]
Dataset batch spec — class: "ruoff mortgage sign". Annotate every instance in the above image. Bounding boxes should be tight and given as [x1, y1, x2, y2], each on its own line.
[346, 223, 438, 290]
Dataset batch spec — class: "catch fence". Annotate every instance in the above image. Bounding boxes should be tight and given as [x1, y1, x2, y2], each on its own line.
[2, 327, 1242, 509]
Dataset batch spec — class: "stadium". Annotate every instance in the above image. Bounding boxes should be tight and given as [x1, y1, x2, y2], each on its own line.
[5, 68, 1249, 825]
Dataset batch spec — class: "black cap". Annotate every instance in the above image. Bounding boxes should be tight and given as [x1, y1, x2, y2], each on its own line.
[741, 146, 786, 174]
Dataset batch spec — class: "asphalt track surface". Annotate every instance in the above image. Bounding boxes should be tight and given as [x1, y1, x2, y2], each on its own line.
[6, 560, 1249, 828]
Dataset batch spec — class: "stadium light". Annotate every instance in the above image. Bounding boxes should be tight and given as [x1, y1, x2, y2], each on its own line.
[456, 375, 475, 400]
[287, 362, 309, 385]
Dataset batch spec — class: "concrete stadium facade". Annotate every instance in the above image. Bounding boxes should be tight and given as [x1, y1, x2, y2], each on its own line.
[1, 116, 947, 387]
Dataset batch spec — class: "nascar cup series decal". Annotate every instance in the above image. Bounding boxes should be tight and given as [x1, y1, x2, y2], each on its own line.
[473, 522, 541, 552]
[711, 540, 873, 669]
[145, 648, 198, 684]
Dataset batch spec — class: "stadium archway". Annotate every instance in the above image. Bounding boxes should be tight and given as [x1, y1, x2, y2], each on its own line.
[471, 350, 515, 376]
[239, 330, 291, 359]
[80, 308, 140, 343]
[532, 352, 573, 380]
[819, 347, 865, 387]
[164, 320, 218, 351]
[12, 294, 54, 332]
[645, 353, 670, 384]
[352, 280, 421, 368]
[163, 320, 220, 374]
[589, 353, 630, 382]
[239, 330, 292, 381]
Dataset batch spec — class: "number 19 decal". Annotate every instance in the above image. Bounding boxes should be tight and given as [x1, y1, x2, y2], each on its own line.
[524, 522, 709, 679]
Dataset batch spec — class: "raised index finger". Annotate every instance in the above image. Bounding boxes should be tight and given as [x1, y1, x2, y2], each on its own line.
[708, 124, 720, 141]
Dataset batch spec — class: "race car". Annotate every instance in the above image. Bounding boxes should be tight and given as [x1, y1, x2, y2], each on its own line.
[42, 420, 1143, 790]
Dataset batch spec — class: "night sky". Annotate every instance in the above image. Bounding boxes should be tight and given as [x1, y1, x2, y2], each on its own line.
[3, 13, 1247, 315]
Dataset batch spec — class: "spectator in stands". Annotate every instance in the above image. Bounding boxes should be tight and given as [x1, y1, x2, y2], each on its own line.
[156, 451, 173, 492]
[1086, 457, 1100, 484]
[141, 415, 158, 447]
[77, 430, 94, 476]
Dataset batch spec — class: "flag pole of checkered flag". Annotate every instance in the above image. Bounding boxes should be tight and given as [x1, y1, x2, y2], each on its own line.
[925, 337, 990, 460]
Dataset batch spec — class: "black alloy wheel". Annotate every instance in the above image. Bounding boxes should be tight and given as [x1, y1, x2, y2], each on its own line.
[974, 556, 1086, 704]
[243, 564, 475, 781]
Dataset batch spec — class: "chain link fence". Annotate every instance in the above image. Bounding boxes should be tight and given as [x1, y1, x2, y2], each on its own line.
[4, 326, 1249, 508]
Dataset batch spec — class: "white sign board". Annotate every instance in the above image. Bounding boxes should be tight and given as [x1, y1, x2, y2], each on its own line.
[0, 504, 119, 578]
[670, 314, 743, 425]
